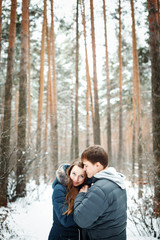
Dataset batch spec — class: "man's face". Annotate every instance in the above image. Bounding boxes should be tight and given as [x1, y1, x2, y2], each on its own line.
[82, 159, 99, 178]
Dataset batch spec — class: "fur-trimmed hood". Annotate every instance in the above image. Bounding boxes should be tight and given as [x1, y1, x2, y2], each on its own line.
[53, 164, 70, 188]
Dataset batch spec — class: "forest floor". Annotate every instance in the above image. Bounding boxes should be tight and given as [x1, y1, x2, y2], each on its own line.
[0, 180, 159, 240]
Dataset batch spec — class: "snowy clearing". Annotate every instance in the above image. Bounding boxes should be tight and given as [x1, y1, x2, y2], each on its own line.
[0, 181, 159, 240]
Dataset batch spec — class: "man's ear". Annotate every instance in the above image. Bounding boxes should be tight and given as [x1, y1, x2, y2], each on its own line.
[96, 162, 104, 171]
[96, 162, 101, 169]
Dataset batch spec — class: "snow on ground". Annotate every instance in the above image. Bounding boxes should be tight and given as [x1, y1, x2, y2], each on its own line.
[0, 180, 159, 240]
[0, 181, 53, 240]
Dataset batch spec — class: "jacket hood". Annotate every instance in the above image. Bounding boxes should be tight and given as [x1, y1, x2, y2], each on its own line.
[53, 164, 70, 188]
[94, 167, 126, 189]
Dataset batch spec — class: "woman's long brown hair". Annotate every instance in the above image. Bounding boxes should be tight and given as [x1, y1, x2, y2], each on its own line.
[64, 160, 86, 215]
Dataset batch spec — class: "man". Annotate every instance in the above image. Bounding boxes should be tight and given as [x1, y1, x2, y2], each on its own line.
[74, 145, 127, 240]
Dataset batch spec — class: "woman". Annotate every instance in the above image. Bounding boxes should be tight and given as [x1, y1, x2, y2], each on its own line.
[48, 160, 87, 240]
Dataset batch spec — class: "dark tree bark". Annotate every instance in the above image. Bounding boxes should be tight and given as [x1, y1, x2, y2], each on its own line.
[75, 0, 79, 158]
[50, 0, 58, 175]
[130, 0, 143, 198]
[0, 0, 2, 78]
[103, 0, 112, 162]
[0, 0, 2, 135]
[0, 0, 17, 207]
[147, 0, 160, 216]
[16, 0, 29, 197]
[118, 0, 123, 170]
[43, 17, 50, 182]
[27, 12, 31, 146]
[70, 89, 75, 162]
[90, 0, 101, 145]
[81, 0, 94, 145]
[35, 0, 46, 184]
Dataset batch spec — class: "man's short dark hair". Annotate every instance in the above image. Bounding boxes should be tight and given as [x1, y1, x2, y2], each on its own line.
[81, 145, 108, 168]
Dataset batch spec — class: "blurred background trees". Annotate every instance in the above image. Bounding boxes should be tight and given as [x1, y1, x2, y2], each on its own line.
[0, 0, 159, 219]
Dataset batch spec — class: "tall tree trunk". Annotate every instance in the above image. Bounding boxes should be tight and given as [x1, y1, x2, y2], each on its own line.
[43, 18, 51, 182]
[27, 12, 31, 146]
[118, 0, 123, 170]
[0, 0, 17, 207]
[0, 0, 2, 138]
[0, 87, 4, 144]
[130, 0, 143, 198]
[0, 0, 2, 80]
[90, 0, 101, 145]
[131, 25, 137, 186]
[50, 0, 58, 175]
[14, 91, 19, 147]
[81, 0, 94, 145]
[65, 109, 68, 158]
[70, 87, 75, 162]
[86, 89, 90, 147]
[16, 0, 28, 198]
[43, 77, 49, 181]
[147, 0, 160, 216]
[132, 125, 136, 185]
[35, 0, 46, 184]
[103, 0, 112, 161]
[75, 0, 79, 158]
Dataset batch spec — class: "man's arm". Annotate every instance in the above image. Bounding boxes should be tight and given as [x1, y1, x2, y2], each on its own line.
[74, 184, 107, 228]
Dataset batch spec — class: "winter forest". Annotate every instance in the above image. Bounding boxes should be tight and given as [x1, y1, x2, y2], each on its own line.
[0, 0, 160, 239]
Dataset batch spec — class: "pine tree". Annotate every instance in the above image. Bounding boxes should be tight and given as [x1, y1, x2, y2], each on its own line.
[75, 0, 79, 158]
[16, 0, 29, 198]
[50, 0, 58, 175]
[130, 0, 143, 198]
[81, 0, 94, 146]
[147, 0, 160, 216]
[103, 0, 112, 162]
[90, 0, 101, 144]
[35, 0, 46, 184]
[0, 0, 17, 206]
[118, 0, 123, 170]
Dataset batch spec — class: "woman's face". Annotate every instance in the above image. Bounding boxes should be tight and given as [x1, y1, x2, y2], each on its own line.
[70, 165, 86, 187]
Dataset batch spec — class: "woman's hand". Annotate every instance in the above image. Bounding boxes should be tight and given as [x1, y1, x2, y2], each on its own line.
[79, 185, 89, 193]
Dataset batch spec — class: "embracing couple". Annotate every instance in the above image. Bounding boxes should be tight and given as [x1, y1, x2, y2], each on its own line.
[48, 145, 127, 240]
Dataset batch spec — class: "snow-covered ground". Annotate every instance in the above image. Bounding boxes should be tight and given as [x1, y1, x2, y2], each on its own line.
[0, 181, 159, 240]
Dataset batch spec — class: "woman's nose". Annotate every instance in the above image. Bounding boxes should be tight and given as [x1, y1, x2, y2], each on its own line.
[75, 176, 79, 182]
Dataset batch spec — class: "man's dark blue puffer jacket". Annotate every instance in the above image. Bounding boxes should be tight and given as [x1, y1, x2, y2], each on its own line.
[74, 167, 127, 240]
